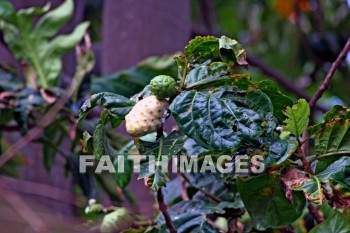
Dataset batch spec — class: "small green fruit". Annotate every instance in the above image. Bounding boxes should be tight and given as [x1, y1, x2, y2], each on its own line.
[150, 75, 176, 99]
[100, 208, 133, 233]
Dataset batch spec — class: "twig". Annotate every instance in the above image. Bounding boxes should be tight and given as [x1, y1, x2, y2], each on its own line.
[308, 38, 350, 110]
[180, 174, 190, 201]
[301, 38, 350, 171]
[157, 188, 177, 233]
[181, 173, 221, 203]
[308, 204, 324, 224]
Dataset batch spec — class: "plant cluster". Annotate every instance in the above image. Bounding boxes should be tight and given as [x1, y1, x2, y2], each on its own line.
[80, 35, 350, 232]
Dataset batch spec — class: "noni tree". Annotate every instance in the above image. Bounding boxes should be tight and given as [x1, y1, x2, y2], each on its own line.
[80, 36, 350, 232]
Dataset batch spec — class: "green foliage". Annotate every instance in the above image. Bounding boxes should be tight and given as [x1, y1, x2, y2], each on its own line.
[171, 87, 273, 152]
[79, 92, 135, 125]
[264, 140, 298, 167]
[237, 174, 306, 230]
[283, 99, 310, 137]
[310, 106, 350, 157]
[309, 211, 350, 233]
[74, 35, 350, 232]
[137, 131, 186, 191]
[0, 0, 89, 88]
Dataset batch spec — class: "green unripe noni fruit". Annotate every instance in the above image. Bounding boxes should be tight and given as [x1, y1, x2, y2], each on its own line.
[150, 75, 176, 99]
[100, 208, 133, 233]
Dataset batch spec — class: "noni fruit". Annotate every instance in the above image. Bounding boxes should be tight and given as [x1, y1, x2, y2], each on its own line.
[100, 208, 133, 233]
[125, 96, 168, 137]
[150, 75, 176, 99]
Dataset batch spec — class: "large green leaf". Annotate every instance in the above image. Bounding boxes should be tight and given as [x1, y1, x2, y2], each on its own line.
[184, 36, 219, 61]
[0, 0, 88, 88]
[114, 141, 134, 189]
[309, 211, 350, 233]
[310, 106, 350, 157]
[137, 131, 186, 191]
[317, 156, 350, 189]
[157, 200, 223, 233]
[184, 62, 251, 90]
[237, 174, 306, 230]
[283, 99, 310, 137]
[78, 92, 135, 124]
[255, 80, 294, 122]
[264, 140, 298, 167]
[92, 110, 110, 159]
[170, 86, 273, 152]
[219, 36, 248, 66]
[34, 0, 73, 38]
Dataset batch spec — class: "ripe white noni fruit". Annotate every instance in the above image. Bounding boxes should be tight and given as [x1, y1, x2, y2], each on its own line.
[125, 96, 168, 137]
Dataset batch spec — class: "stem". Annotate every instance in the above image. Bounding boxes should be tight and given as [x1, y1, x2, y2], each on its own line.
[308, 204, 324, 224]
[180, 174, 190, 201]
[157, 188, 177, 233]
[181, 173, 221, 203]
[179, 60, 188, 91]
[23, 35, 48, 88]
[300, 38, 350, 177]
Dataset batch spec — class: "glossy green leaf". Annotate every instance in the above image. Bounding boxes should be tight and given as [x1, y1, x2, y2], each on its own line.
[237, 174, 306, 230]
[264, 140, 298, 167]
[184, 63, 251, 90]
[170, 86, 272, 152]
[157, 200, 222, 233]
[255, 80, 294, 122]
[309, 211, 350, 233]
[184, 36, 219, 61]
[0, 0, 88, 88]
[317, 156, 350, 189]
[34, 0, 73, 38]
[114, 141, 134, 189]
[283, 99, 310, 137]
[310, 106, 350, 157]
[219, 36, 248, 66]
[93, 110, 109, 159]
[79, 92, 135, 124]
[137, 131, 186, 191]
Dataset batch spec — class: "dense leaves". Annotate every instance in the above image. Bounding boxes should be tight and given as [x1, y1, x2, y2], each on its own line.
[264, 140, 298, 167]
[171, 86, 273, 152]
[310, 106, 350, 157]
[309, 211, 350, 233]
[237, 174, 306, 230]
[137, 131, 187, 191]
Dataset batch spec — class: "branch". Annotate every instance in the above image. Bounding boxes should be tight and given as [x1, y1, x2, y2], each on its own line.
[308, 38, 350, 110]
[180, 174, 190, 201]
[181, 173, 221, 203]
[157, 188, 177, 233]
[308, 204, 324, 224]
[301, 38, 350, 167]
